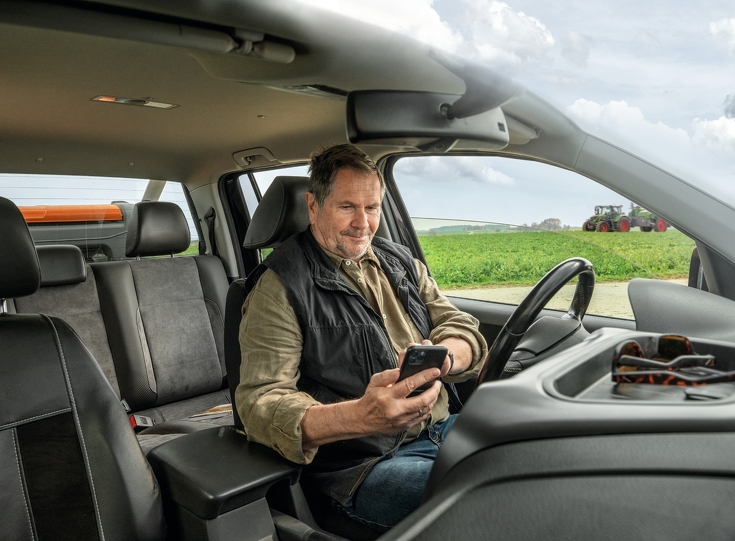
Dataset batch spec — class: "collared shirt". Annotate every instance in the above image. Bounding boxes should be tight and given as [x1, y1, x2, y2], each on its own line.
[235, 245, 488, 465]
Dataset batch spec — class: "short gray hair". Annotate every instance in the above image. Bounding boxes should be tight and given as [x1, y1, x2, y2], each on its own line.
[308, 144, 385, 207]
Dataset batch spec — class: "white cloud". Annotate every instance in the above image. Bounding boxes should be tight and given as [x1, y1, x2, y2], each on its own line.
[561, 31, 590, 65]
[395, 155, 515, 185]
[566, 99, 690, 147]
[709, 18, 735, 53]
[692, 116, 735, 151]
[567, 99, 735, 155]
[296, 0, 462, 52]
[463, 0, 555, 67]
[565, 99, 735, 204]
[296, 0, 557, 69]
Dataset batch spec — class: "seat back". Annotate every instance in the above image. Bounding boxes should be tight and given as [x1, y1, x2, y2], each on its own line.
[226, 176, 310, 429]
[94, 202, 230, 420]
[14, 244, 121, 397]
[0, 196, 166, 541]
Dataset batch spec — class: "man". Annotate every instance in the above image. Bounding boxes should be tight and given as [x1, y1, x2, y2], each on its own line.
[236, 144, 488, 531]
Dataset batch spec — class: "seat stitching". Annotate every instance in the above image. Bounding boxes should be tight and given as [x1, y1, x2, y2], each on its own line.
[44, 315, 106, 541]
[0, 408, 72, 431]
[12, 428, 36, 541]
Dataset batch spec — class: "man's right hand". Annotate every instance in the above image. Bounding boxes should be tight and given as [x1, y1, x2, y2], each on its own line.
[355, 367, 442, 434]
[300, 366, 441, 450]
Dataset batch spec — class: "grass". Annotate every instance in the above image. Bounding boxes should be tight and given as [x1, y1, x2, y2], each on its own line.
[419, 229, 695, 289]
[182, 242, 199, 256]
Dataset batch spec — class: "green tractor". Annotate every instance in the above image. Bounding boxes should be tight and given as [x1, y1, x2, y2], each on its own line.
[582, 205, 630, 232]
[628, 203, 667, 232]
[582, 204, 668, 232]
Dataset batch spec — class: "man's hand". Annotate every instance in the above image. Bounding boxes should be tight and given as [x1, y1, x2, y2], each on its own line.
[300, 366, 441, 450]
[355, 367, 441, 434]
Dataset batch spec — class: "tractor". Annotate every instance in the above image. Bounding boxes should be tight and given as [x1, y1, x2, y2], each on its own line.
[628, 203, 667, 232]
[582, 205, 630, 232]
[583, 204, 667, 232]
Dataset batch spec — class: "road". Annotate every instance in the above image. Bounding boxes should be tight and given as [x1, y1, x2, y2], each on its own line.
[446, 279, 689, 320]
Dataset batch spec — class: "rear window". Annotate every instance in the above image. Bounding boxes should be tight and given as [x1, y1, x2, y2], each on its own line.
[0, 174, 197, 260]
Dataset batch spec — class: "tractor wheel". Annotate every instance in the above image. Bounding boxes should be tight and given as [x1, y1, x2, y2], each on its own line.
[655, 219, 667, 232]
[596, 221, 610, 232]
[640, 226, 653, 232]
[618, 217, 631, 232]
[583, 220, 592, 231]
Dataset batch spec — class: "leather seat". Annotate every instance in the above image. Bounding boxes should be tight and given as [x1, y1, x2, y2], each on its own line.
[93, 202, 232, 431]
[224, 176, 381, 541]
[0, 196, 166, 541]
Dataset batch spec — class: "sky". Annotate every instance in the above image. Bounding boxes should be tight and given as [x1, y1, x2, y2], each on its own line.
[2, 2, 733, 229]
[299, 0, 735, 227]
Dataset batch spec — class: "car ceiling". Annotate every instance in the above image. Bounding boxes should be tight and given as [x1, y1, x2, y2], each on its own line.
[0, 0, 467, 187]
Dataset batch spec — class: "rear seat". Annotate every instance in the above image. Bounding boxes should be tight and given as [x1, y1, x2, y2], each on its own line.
[15, 202, 233, 449]
[13, 244, 122, 397]
[94, 201, 232, 425]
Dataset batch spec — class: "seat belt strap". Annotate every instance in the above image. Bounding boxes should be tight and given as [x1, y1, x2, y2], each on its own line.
[203, 208, 218, 257]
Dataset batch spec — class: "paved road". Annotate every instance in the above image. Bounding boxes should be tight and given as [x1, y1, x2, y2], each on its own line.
[446, 279, 689, 320]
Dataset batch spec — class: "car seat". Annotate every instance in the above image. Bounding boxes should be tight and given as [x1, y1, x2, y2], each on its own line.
[0, 196, 167, 541]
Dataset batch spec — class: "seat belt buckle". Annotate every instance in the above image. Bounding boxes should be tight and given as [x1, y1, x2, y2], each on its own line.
[129, 414, 154, 432]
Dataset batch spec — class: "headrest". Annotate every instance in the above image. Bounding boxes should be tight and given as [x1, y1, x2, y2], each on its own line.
[243, 176, 310, 249]
[36, 245, 87, 287]
[125, 201, 191, 257]
[0, 196, 40, 299]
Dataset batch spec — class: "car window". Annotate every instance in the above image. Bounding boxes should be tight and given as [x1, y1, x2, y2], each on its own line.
[392, 156, 696, 320]
[237, 165, 309, 258]
[0, 174, 197, 260]
[237, 165, 310, 215]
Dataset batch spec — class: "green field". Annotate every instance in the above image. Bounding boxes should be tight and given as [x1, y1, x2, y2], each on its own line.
[419, 230, 696, 289]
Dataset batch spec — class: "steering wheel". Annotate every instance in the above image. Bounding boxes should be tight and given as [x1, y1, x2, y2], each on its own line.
[476, 258, 595, 386]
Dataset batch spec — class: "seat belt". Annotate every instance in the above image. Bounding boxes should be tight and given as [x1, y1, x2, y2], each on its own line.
[203, 208, 218, 257]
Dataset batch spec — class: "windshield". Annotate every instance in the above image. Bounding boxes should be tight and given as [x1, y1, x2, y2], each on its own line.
[302, 0, 735, 207]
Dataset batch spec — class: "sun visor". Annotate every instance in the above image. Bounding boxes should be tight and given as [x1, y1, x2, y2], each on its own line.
[346, 91, 509, 152]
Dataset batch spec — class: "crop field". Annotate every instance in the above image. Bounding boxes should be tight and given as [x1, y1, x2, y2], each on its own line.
[418, 229, 696, 289]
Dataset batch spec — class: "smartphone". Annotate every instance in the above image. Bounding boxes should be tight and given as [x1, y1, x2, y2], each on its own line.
[397, 345, 447, 394]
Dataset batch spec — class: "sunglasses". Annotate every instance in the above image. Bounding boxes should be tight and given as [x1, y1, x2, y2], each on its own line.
[611, 335, 726, 386]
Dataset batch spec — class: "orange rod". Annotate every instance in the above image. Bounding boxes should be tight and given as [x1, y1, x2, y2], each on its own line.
[18, 204, 123, 223]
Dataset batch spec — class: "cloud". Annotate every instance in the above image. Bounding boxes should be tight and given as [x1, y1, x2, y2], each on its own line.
[296, 0, 462, 52]
[394, 155, 515, 185]
[566, 99, 690, 147]
[692, 117, 735, 151]
[709, 18, 735, 53]
[561, 31, 590, 65]
[725, 94, 735, 118]
[566, 99, 735, 200]
[295, 0, 557, 70]
[462, 0, 555, 67]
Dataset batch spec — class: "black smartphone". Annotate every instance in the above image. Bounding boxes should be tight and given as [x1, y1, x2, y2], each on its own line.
[397, 345, 447, 394]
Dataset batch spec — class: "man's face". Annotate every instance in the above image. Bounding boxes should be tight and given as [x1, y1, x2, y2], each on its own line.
[306, 167, 382, 261]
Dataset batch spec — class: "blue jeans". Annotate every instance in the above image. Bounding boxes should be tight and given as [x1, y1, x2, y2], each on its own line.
[342, 415, 457, 532]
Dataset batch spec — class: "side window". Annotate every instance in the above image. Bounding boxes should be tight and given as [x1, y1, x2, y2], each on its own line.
[237, 165, 309, 257]
[0, 174, 197, 260]
[158, 182, 199, 256]
[392, 156, 695, 320]
[237, 165, 310, 216]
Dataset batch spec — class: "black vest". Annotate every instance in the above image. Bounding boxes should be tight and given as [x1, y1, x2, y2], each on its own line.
[246, 228, 434, 504]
